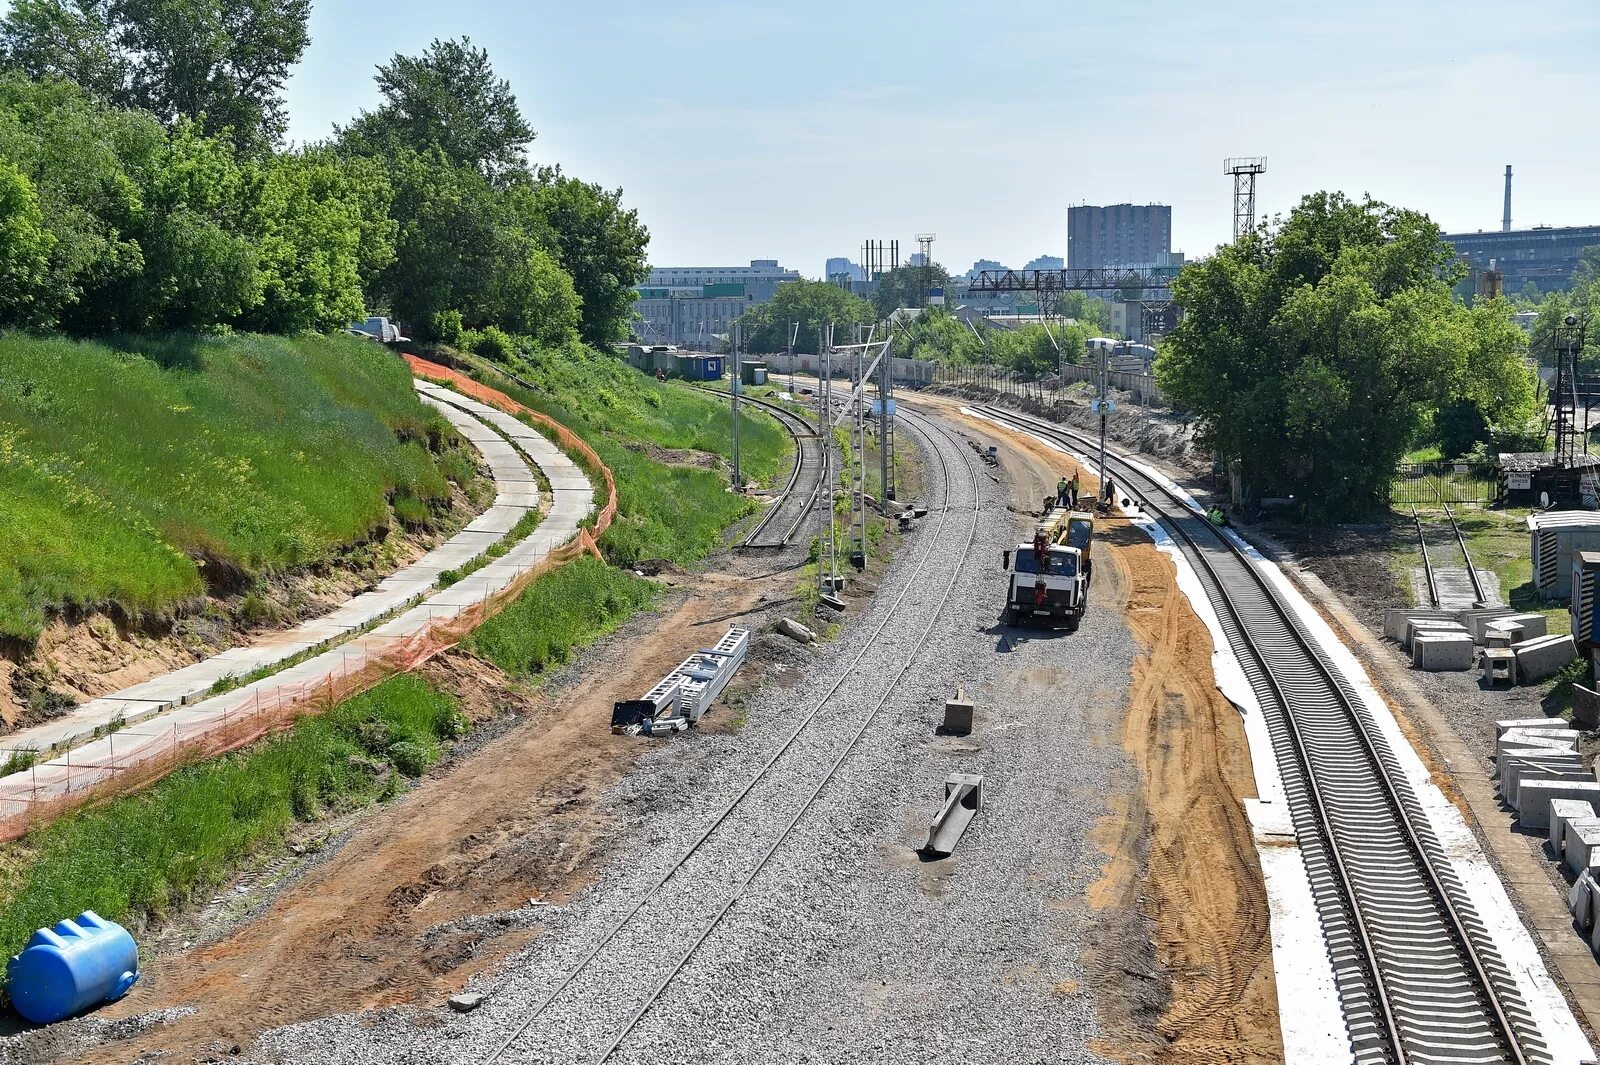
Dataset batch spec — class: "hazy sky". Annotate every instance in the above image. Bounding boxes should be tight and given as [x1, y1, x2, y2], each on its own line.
[278, 1, 1599, 277]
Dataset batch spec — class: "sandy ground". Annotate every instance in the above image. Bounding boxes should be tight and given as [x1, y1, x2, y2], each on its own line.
[909, 394, 1283, 1064]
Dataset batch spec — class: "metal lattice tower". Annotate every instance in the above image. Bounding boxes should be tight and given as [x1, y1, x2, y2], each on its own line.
[1224, 157, 1266, 242]
[916, 233, 936, 306]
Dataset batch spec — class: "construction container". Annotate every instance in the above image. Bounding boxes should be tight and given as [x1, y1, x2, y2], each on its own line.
[1530, 512, 1600, 600]
[6, 911, 139, 1024]
[672, 353, 724, 381]
[739, 361, 768, 386]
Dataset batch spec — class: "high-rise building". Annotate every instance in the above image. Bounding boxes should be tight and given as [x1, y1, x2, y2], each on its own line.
[825, 257, 865, 282]
[964, 259, 1006, 279]
[1067, 204, 1172, 270]
[1023, 254, 1064, 272]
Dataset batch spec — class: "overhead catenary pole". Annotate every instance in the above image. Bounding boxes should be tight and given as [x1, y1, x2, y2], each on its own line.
[1098, 338, 1110, 502]
[878, 336, 895, 501]
[730, 321, 742, 490]
[788, 320, 799, 396]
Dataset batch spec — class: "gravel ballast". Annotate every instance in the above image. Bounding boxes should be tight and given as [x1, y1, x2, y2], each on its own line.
[240, 410, 1137, 1065]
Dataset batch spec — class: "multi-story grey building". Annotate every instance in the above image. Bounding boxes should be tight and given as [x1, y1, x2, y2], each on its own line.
[1023, 254, 1065, 271]
[1067, 204, 1172, 270]
[1440, 225, 1600, 295]
[631, 260, 802, 351]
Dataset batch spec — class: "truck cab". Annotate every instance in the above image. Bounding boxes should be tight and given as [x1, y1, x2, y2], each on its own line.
[1002, 506, 1093, 628]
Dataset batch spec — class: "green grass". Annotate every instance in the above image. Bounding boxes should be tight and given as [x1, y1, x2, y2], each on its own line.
[450, 345, 791, 565]
[466, 556, 658, 679]
[0, 332, 474, 642]
[0, 674, 466, 961]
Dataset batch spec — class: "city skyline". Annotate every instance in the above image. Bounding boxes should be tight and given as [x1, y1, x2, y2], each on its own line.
[272, 1, 1600, 275]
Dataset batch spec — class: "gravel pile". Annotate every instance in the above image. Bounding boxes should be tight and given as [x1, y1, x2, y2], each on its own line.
[249, 410, 1133, 1065]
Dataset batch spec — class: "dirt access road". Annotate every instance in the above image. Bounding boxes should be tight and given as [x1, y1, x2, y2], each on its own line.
[909, 394, 1283, 1064]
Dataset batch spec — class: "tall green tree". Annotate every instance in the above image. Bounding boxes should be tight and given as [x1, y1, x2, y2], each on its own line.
[338, 37, 533, 183]
[1157, 191, 1532, 513]
[0, 0, 311, 148]
[738, 279, 874, 354]
[508, 166, 648, 345]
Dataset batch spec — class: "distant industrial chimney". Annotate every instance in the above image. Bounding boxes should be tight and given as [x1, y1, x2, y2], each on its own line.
[1503, 165, 1513, 233]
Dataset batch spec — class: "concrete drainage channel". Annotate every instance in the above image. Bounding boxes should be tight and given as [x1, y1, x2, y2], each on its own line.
[976, 405, 1584, 1065]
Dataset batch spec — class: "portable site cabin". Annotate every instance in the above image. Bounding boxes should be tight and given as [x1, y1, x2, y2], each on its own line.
[1573, 551, 1600, 650]
[672, 353, 724, 381]
[1529, 511, 1600, 599]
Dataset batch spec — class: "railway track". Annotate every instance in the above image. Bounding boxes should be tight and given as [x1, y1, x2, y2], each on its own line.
[693, 387, 824, 548]
[482, 406, 980, 1063]
[976, 404, 1544, 1065]
[1411, 489, 1489, 609]
[737, 392, 825, 548]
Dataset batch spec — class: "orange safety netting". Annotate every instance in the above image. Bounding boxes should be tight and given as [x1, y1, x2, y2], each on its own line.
[0, 362, 616, 841]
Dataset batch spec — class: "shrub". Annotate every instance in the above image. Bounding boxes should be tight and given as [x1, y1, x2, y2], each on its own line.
[466, 325, 516, 362]
[429, 309, 464, 346]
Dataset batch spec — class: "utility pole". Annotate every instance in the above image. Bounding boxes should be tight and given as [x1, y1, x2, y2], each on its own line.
[818, 322, 840, 598]
[878, 336, 895, 501]
[787, 320, 799, 396]
[850, 343, 868, 569]
[730, 320, 742, 490]
[1088, 337, 1112, 504]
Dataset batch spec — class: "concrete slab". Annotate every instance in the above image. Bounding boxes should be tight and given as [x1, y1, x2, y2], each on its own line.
[1385, 607, 1456, 641]
[1405, 618, 1470, 650]
[1520, 779, 1600, 831]
[1502, 729, 1581, 754]
[1460, 607, 1517, 640]
[1499, 717, 1572, 736]
[1515, 634, 1580, 684]
[1504, 753, 1586, 799]
[1552, 799, 1598, 852]
[1566, 818, 1600, 874]
[1502, 612, 1552, 641]
[1411, 632, 1475, 670]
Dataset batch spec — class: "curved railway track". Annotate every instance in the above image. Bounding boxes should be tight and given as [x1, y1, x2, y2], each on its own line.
[693, 386, 824, 548]
[482, 406, 981, 1063]
[975, 403, 1543, 1065]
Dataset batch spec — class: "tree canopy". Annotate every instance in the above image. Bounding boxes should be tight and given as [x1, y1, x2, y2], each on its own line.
[0, 32, 648, 350]
[0, 0, 311, 149]
[739, 280, 875, 354]
[1157, 192, 1538, 513]
[336, 37, 532, 183]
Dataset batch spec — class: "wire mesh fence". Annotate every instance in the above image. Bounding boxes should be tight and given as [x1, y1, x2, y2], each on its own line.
[1390, 462, 1498, 506]
[931, 361, 1165, 407]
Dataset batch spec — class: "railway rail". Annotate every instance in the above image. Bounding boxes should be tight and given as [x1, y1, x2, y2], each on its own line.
[482, 406, 981, 1063]
[1411, 490, 1490, 609]
[976, 404, 1543, 1065]
[695, 387, 824, 548]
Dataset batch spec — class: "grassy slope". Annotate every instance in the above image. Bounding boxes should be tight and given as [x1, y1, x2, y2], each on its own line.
[454, 345, 789, 564]
[0, 674, 465, 958]
[0, 332, 463, 642]
[0, 343, 795, 962]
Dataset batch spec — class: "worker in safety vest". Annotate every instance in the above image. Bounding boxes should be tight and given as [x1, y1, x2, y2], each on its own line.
[1056, 476, 1069, 507]
[1068, 471, 1081, 508]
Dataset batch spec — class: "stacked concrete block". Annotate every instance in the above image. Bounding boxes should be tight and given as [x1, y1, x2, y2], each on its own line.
[1485, 620, 1525, 645]
[1384, 608, 1457, 642]
[1512, 634, 1579, 684]
[1412, 633, 1476, 671]
[1518, 780, 1600, 831]
[1461, 606, 1517, 640]
[1501, 612, 1550, 641]
[1550, 798, 1597, 853]
[1481, 648, 1516, 684]
[1565, 817, 1600, 874]
[1404, 618, 1469, 651]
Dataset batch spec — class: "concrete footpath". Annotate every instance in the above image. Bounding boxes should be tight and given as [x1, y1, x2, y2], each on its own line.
[0, 379, 594, 822]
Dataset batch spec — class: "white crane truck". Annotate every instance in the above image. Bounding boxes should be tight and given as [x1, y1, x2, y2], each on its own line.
[1001, 503, 1094, 627]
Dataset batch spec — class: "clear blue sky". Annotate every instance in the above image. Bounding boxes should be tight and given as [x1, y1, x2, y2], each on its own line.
[278, 1, 1591, 277]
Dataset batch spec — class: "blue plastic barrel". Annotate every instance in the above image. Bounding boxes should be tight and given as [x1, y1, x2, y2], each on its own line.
[6, 911, 139, 1024]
